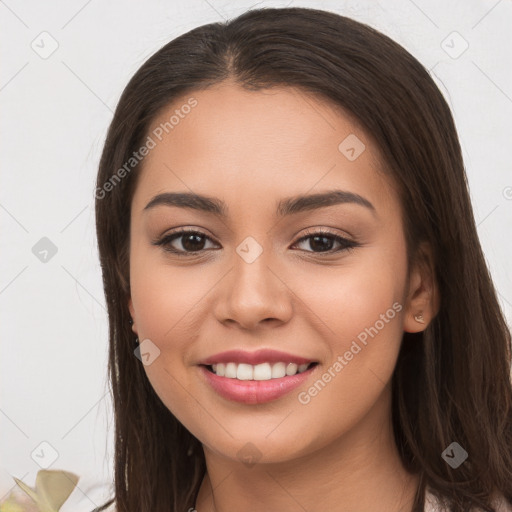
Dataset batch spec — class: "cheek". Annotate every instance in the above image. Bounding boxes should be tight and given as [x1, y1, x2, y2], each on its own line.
[129, 258, 206, 424]
[128, 249, 219, 412]
[331, 267, 404, 352]
[292, 242, 406, 356]
[129, 250, 211, 345]
[289, 235, 407, 409]
[287, 278, 406, 455]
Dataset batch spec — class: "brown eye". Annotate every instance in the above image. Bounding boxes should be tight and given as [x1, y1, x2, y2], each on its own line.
[154, 230, 218, 254]
[292, 230, 359, 254]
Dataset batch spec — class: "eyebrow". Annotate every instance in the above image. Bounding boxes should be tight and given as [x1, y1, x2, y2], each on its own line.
[143, 189, 376, 217]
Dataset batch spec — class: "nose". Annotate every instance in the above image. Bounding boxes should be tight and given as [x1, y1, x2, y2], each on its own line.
[213, 248, 293, 331]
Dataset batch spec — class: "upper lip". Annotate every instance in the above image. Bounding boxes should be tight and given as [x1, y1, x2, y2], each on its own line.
[199, 349, 316, 366]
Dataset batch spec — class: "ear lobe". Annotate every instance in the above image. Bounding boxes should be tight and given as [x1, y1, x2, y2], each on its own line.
[403, 243, 439, 333]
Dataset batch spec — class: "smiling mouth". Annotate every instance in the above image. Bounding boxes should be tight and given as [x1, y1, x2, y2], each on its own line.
[202, 361, 318, 381]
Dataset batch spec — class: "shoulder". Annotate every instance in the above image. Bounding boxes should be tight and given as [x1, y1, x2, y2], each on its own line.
[425, 487, 512, 512]
[91, 500, 116, 512]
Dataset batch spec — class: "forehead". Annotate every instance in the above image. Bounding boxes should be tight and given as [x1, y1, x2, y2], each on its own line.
[131, 82, 399, 220]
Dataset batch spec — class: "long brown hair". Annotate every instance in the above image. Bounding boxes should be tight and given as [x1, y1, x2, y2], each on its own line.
[94, 7, 512, 512]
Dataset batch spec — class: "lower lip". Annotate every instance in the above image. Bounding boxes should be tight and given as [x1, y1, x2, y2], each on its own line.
[199, 365, 317, 404]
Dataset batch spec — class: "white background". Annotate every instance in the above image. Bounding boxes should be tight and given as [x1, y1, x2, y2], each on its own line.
[1, 0, 511, 510]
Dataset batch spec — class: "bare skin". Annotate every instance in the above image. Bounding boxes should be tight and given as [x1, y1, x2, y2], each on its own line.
[128, 81, 437, 511]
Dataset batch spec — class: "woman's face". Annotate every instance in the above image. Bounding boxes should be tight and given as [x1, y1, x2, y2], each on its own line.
[128, 81, 419, 464]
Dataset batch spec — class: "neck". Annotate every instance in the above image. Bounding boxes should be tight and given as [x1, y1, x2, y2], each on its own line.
[195, 393, 419, 512]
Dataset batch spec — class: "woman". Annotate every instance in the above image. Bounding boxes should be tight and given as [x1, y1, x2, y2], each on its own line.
[93, 7, 512, 512]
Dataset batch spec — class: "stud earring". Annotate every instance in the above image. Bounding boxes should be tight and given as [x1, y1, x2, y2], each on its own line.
[414, 312, 425, 324]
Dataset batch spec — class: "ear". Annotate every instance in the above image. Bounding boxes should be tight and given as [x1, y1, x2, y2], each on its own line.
[128, 297, 138, 335]
[403, 242, 439, 333]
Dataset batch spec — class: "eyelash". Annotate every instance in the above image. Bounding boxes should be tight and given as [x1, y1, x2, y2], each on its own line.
[152, 228, 360, 256]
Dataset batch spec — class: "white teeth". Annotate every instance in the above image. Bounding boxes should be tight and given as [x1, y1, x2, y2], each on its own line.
[271, 362, 286, 378]
[225, 362, 237, 378]
[254, 363, 272, 380]
[236, 363, 253, 380]
[210, 361, 313, 380]
[286, 363, 298, 376]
